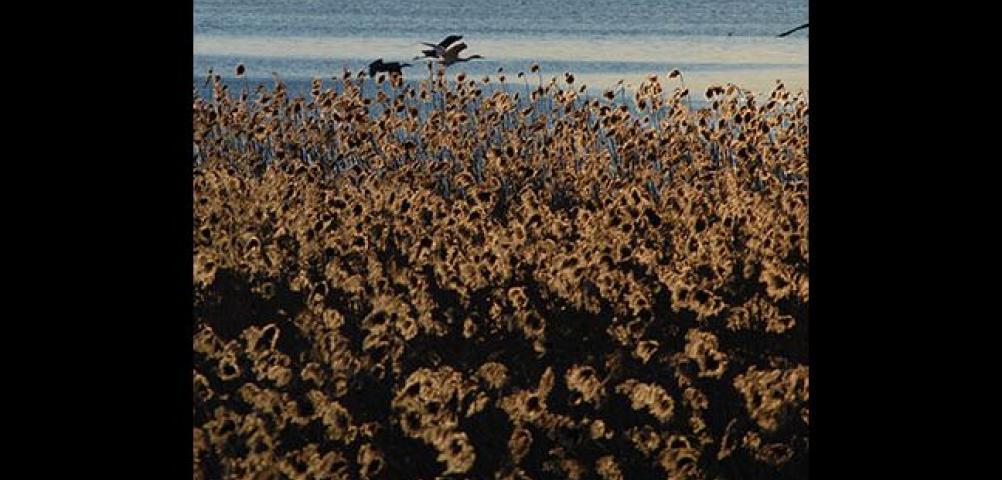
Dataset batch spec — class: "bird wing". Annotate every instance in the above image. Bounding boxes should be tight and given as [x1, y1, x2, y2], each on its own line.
[777, 23, 808, 37]
[444, 42, 468, 58]
[368, 59, 384, 77]
[439, 35, 463, 48]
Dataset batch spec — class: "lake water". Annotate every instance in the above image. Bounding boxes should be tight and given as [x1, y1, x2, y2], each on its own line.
[194, 0, 807, 98]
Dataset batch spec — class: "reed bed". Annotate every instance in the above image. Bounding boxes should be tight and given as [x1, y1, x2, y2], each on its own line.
[193, 64, 808, 479]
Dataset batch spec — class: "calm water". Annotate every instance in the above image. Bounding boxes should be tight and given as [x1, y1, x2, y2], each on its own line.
[194, 0, 807, 97]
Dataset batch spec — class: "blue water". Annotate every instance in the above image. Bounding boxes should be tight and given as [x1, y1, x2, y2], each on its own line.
[195, 0, 808, 96]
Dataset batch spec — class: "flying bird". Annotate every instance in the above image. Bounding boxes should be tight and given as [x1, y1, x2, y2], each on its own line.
[368, 58, 412, 78]
[414, 35, 464, 60]
[436, 43, 484, 67]
[777, 23, 809, 37]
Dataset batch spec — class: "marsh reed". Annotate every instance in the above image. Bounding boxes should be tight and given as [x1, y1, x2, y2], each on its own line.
[193, 64, 808, 479]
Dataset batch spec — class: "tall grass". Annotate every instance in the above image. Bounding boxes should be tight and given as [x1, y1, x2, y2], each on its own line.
[193, 64, 808, 479]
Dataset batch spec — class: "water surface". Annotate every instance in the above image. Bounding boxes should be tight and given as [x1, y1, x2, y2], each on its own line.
[194, 0, 808, 96]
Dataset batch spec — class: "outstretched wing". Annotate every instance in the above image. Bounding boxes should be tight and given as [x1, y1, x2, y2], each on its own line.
[438, 35, 463, 48]
[368, 58, 384, 77]
[444, 42, 468, 58]
[777, 23, 808, 37]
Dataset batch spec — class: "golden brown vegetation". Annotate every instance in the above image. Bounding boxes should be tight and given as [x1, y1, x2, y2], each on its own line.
[193, 66, 808, 479]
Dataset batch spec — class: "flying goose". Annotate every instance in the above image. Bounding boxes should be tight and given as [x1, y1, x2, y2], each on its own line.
[368, 58, 412, 77]
[436, 43, 484, 67]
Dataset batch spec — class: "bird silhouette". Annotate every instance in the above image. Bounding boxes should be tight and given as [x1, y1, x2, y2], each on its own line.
[777, 23, 809, 37]
[436, 43, 484, 67]
[368, 58, 412, 78]
[414, 35, 464, 60]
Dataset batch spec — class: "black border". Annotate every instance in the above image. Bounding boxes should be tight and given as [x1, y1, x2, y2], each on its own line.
[68, 0, 194, 473]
